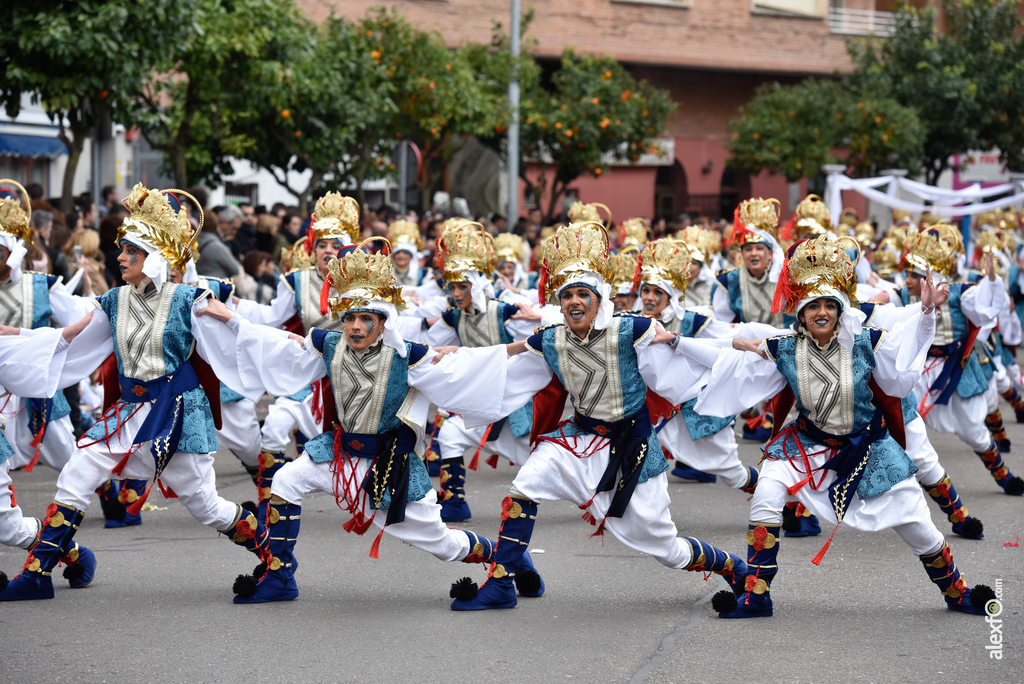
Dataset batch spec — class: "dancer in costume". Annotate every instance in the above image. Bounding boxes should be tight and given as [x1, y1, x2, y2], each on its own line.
[421, 221, 537, 522]
[896, 225, 1022, 495]
[0, 318, 96, 596]
[233, 193, 361, 510]
[676, 226, 720, 309]
[388, 220, 428, 288]
[210, 239, 518, 603]
[679, 235, 994, 617]
[0, 184, 282, 601]
[607, 248, 640, 313]
[0, 180, 95, 474]
[447, 220, 747, 611]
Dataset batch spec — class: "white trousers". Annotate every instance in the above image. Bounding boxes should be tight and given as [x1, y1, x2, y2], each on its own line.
[915, 361, 991, 451]
[271, 453, 470, 562]
[510, 437, 693, 569]
[261, 395, 320, 453]
[2, 403, 75, 472]
[904, 416, 945, 486]
[657, 415, 748, 488]
[748, 446, 943, 556]
[436, 414, 533, 466]
[218, 399, 261, 467]
[54, 406, 237, 530]
[0, 459, 40, 549]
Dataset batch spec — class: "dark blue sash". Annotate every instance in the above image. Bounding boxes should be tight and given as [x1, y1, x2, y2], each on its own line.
[573, 405, 653, 519]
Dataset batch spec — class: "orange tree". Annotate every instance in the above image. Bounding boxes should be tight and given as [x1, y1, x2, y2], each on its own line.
[479, 49, 675, 224]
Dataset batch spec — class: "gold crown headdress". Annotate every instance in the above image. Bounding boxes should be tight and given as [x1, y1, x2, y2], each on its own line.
[976, 229, 1006, 256]
[619, 218, 650, 250]
[638, 238, 699, 298]
[884, 225, 913, 251]
[839, 208, 859, 228]
[872, 238, 902, 278]
[437, 219, 496, 283]
[308, 193, 360, 251]
[118, 183, 201, 271]
[892, 208, 913, 224]
[853, 221, 875, 249]
[387, 219, 423, 253]
[0, 179, 33, 244]
[730, 197, 781, 246]
[771, 235, 858, 314]
[606, 250, 640, 294]
[539, 221, 609, 303]
[781, 194, 831, 240]
[281, 235, 314, 273]
[919, 212, 940, 228]
[901, 224, 963, 277]
[494, 233, 525, 265]
[320, 237, 406, 318]
[567, 201, 611, 227]
[677, 226, 721, 264]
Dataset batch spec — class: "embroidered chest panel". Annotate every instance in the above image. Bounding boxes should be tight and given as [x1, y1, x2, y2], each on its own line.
[0, 277, 32, 328]
[115, 284, 183, 380]
[795, 336, 856, 435]
[456, 300, 504, 348]
[683, 278, 711, 308]
[738, 267, 783, 327]
[297, 269, 342, 332]
[330, 342, 394, 434]
[554, 317, 624, 422]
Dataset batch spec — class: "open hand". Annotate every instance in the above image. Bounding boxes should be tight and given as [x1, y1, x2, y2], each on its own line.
[732, 338, 767, 359]
[511, 302, 542, 322]
[195, 297, 235, 323]
[920, 267, 949, 309]
[431, 345, 460, 364]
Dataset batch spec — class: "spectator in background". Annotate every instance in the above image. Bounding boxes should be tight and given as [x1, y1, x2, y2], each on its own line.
[219, 204, 254, 259]
[30, 209, 70, 281]
[242, 250, 276, 304]
[97, 185, 118, 218]
[65, 230, 108, 296]
[273, 212, 302, 261]
[77, 193, 97, 229]
[98, 214, 125, 287]
[256, 213, 280, 257]
[196, 209, 241, 279]
[25, 183, 44, 201]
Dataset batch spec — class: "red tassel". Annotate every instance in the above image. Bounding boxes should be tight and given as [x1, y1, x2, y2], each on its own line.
[111, 452, 132, 477]
[22, 453, 39, 474]
[631, 252, 643, 294]
[29, 422, 45, 449]
[811, 525, 839, 566]
[485, 453, 500, 469]
[368, 527, 385, 559]
[319, 273, 334, 316]
[536, 264, 549, 305]
[787, 474, 813, 496]
[581, 511, 597, 526]
[589, 519, 606, 538]
[157, 479, 177, 499]
[9, 483, 16, 508]
[780, 213, 798, 242]
[305, 226, 315, 255]
[126, 483, 153, 516]
[771, 258, 796, 314]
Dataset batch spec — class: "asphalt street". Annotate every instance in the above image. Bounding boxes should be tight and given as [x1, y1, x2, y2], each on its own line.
[1, 416, 1021, 683]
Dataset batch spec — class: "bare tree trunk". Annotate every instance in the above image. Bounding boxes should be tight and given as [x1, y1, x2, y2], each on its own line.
[172, 141, 188, 188]
[57, 120, 86, 214]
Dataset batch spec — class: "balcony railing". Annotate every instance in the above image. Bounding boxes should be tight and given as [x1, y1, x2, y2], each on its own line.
[828, 7, 895, 36]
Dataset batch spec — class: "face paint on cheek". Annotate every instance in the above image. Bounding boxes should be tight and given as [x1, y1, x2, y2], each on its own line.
[365, 319, 374, 335]
[580, 292, 593, 311]
[127, 250, 139, 267]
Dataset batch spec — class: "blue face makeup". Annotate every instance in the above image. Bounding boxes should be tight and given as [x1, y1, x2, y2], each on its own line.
[365, 318, 374, 335]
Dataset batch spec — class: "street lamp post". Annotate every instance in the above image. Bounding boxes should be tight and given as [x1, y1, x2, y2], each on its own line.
[506, 0, 520, 231]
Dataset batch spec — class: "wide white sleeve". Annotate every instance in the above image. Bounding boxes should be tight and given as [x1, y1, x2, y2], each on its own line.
[56, 309, 116, 389]
[871, 310, 935, 397]
[864, 302, 921, 329]
[636, 333, 713, 406]
[684, 340, 787, 417]
[711, 284, 737, 322]
[422, 318, 460, 347]
[190, 302, 265, 401]
[961, 277, 1010, 328]
[695, 318, 788, 340]
[0, 328, 71, 398]
[394, 316, 429, 344]
[229, 317, 326, 398]
[409, 345, 528, 427]
[48, 282, 98, 326]
[233, 279, 297, 327]
[504, 313, 540, 342]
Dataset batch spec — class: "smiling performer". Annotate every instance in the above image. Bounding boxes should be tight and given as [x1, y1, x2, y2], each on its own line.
[897, 226, 1021, 495]
[0, 180, 95, 474]
[212, 239, 512, 603]
[233, 193, 361, 510]
[421, 221, 538, 522]
[448, 221, 747, 612]
[636, 238, 783, 490]
[0, 184, 277, 602]
[680, 235, 994, 618]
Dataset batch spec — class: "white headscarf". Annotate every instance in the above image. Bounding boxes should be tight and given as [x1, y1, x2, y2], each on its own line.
[0, 234, 28, 283]
[794, 287, 865, 351]
[120, 235, 171, 293]
[340, 301, 406, 357]
[745, 227, 785, 283]
[555, 272, 613, 331]
[465, 270, 496, 314]
[642, 279, 684, 324]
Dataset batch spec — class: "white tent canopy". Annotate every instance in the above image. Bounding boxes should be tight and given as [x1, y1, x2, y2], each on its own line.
[824, 172, 1024, 227]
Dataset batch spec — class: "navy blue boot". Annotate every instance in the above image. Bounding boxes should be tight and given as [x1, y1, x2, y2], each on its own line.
[233, 498, 299, 604]
[740, 466, 759, 494]
[439, 458, 472, 522]
[97, 480, 129, 528]
[111, 479, 145, 527]
[671, 464, 717, 483]
[920, 543, 995, 615]
[975, 441, 1024, 495]
[451, 496, 536, 610]
[220, 505, 276, 601]
[923, 474, 984, 540]
[0, 502, 96, 600]
[256, 449, 291, 516]
[682, 537, 748, 596]
[782, 502, 821, 537]
[713, 522, 779, 619]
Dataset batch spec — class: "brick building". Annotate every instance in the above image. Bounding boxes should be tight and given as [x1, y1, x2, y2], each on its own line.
[303, 0, 939, 221]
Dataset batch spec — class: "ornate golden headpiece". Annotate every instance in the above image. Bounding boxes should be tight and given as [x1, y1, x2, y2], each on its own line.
[567, 201, 611, 227]
[884, 225, 913, 251]
[638, 238, 698, 298]
[606, 249, 640, 295]
[976, 229, 1007, 255]
[677, 226, 721, 264]
[542, 221, 610, 300]
[853, 221, 875, 249]
[771, 235, 858, 314]
[320, 237, 406, 318]
[902, 224, 963, 277]
[839, 208, 859, 228]
[437, 219, 495, 283]
[730, 197, 781, 246]
[387, 219, 423, 253]
[495, 233, 525, 265]
[282, 235, 314, 273]
[919, 212, 940, 228]
[619, 218, 650, 250]
[872, 238, 902, 278]
[0, 179, 33, 244]
[892, 209, 913, 224]
[309, 193, 360, 247]
[118, 183, 201, 271]
[784, 194, 831, 238]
